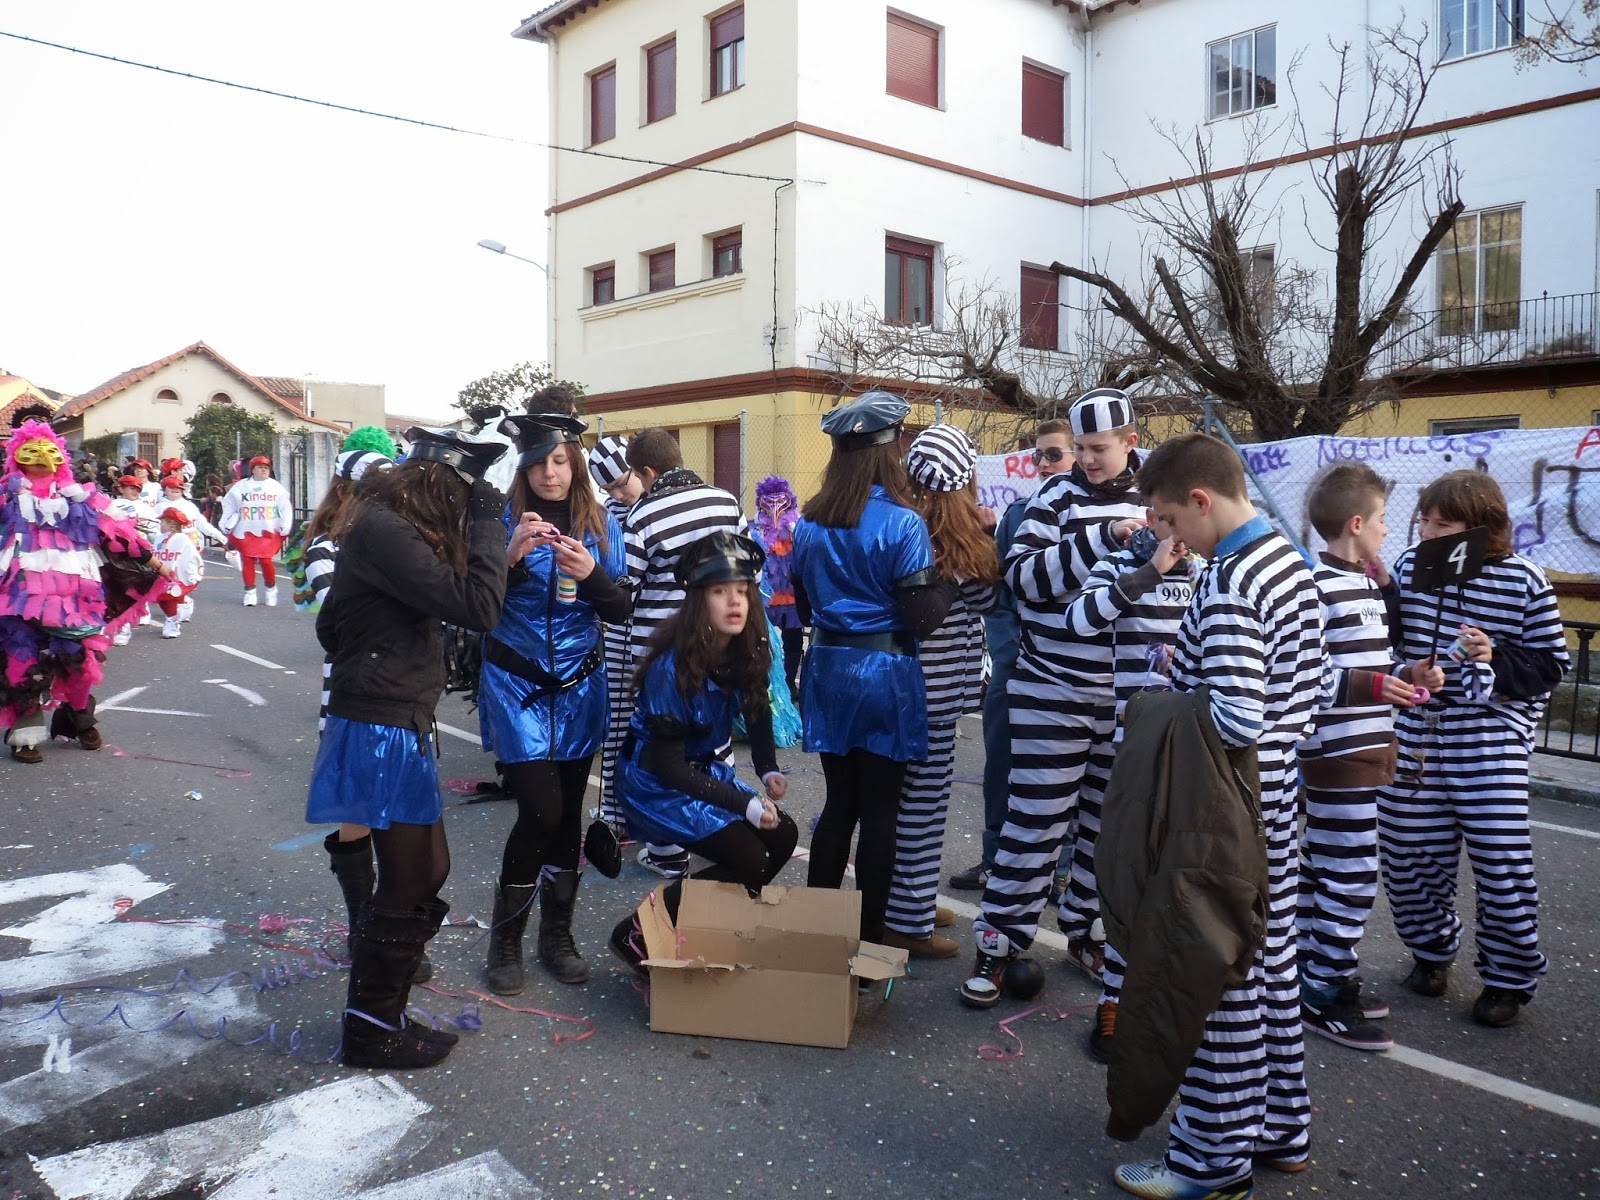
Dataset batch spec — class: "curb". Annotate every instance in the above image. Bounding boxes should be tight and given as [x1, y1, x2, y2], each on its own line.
[1530, 774, 1600, 811]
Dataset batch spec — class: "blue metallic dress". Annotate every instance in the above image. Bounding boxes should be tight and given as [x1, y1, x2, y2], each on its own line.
[477, 510, 626, 763]
[306, 719, 442, 828]
[618, 650, 758, 846]
[791, 485, 934, 762]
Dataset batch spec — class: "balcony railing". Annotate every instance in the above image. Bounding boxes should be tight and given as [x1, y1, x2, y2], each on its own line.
[1375, 290, 1598, 376]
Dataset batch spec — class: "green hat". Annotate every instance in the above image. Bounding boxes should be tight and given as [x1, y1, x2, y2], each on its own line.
[341, 425, 397, 457]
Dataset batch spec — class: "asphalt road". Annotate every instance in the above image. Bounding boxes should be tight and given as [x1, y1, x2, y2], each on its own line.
[1, 565, 1598, 1199]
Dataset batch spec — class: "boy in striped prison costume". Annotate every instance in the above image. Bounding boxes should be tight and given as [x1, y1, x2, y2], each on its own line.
[962, 388, 1147, 1008]
[1062, 516, 1203, 1065]
[587, 435, 645, 830]
[1296, 464, 1441, 1053]
[621, 428, 748, 880]
[1379, 469, 1568, 1029]
[882, 426, 1000, 958]
[1113, 433, 1326, 1200]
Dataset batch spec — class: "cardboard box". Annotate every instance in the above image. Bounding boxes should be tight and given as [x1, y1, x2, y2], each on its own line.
[636, 880, 909, 1049]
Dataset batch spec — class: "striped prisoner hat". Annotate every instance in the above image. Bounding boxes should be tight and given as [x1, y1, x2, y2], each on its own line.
[1069, 387, 1134, 437]
[906, 424, 977, 492]
[587, 434, 630, 487]
[335, 449, 392, 481]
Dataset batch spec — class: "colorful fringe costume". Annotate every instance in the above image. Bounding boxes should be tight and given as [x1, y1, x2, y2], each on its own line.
[0, 421, 160, 749]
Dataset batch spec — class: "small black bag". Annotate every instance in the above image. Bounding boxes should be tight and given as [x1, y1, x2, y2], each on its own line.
[583, 819, 622, 879]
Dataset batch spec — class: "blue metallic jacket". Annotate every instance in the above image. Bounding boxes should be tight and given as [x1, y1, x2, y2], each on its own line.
[478, 508, 626, 763]
[792, 485, 934, 761]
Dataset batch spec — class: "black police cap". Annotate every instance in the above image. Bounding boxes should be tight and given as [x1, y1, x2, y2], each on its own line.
[820, 390, 910, 451]
[503, 412, 588, 469]
[403, 427, 508, 483]
[674, 530, 766, 589]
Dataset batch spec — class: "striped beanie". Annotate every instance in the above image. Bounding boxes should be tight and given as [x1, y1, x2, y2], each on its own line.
[335, 449, 392, 481]
[906, 424, 977, 492]
[1069, 387, 1134, 437]
[588, 434, 630, 487]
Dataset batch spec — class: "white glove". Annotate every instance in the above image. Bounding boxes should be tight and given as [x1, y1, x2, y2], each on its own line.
[744, 796, 768, 827]
[224, 548, 242, 571]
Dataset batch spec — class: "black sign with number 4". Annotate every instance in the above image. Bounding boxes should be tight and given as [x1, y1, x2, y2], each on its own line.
[1408, 526, 1489, 594]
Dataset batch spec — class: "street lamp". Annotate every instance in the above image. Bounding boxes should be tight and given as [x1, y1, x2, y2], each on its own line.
[477, 238, 549, 277]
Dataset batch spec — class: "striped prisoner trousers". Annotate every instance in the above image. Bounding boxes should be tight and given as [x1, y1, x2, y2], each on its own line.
[598, 621, 632, 829]
[1377, 708, 1547, 994]
[974, 670, 1114, 951]
[1166, 744, 1309, 1187]
[1296, 785, 1380, 992]
[885, 722, 958, 938]
[1055, 736, 1116, 940]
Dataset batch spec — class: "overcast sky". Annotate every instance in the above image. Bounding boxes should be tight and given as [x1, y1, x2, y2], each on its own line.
[0, 2, 550, 421]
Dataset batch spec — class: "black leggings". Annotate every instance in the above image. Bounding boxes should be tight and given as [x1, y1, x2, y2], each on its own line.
[371, 820, 450, 912]
[499, 756, 595, 884]
[781, 627, 805, 697]
[661, 811, 800, 921]
[808, 749, 907, 943]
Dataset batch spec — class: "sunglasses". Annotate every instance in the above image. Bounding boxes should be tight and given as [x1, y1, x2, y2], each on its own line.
[1032, 447, 1069, 465]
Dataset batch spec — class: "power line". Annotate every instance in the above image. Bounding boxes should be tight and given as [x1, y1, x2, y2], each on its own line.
[0, 29, 804, 186]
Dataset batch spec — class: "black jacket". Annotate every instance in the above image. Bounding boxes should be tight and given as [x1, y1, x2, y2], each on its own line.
[318, 503, 508, 734]
[1096, 687, 1267, 1141]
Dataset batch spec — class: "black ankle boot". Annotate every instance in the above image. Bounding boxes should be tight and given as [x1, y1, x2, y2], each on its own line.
[609, 913, 646, 977]
[485, 883, 538, 995]
[342, 900, 452, 1070]
[539, 870, 591, 984]
[325, 832, 432, 983]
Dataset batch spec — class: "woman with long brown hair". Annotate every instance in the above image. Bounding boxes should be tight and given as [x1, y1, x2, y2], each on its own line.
[882, 425, 1000, 959]
[305, 428, 517, 1069]
[791, 391, 957, 952]
[607, 531, 795, 972]
[478, 407, 630, 995]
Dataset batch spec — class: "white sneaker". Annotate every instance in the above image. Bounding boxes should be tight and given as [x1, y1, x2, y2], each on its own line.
[264, 586, 278, 607]
[161, 617, 182, 639]
[178, 598, 195, 622]
[112, 626, 133, 647]
[139, 611, 155, 626]
[243, 590, 257, 607]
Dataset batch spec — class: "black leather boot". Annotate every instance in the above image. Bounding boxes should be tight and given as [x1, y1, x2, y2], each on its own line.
[485, 883, 538, 995]
[325, 832, 431, 983]
[342, 900, 452, 1069]
[539, 870, 591, 984]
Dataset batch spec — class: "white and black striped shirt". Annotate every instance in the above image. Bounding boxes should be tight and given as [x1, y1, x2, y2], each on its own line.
[1391, 549, 1568, 738]
[1066, 548, 1196, 710]
[1300, 558, 1397, 760]
[1004, 471, 1145, 685]
[1171, 524, 1326, 749]
[306, 534, 339, 731]
[920, 579, 998, 725]
[623, 473, 748, 661]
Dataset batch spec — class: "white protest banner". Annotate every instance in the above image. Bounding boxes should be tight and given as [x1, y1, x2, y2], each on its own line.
[974, 426, 1600, 579]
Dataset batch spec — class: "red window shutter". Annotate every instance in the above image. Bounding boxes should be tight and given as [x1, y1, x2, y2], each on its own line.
[1020, 266, 1059, 350]
[590, 66, 616, 144]
[711, 7, 744, 48]
[886, 14, 940, 107]
[1021, 62, 1065, 146]
[713, 423, 741, 494]
[647, 39, 676, 123]
[649, 248, 675, 292]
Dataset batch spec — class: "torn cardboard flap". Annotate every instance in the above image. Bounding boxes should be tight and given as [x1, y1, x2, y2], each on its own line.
[849, 942, 910, 982]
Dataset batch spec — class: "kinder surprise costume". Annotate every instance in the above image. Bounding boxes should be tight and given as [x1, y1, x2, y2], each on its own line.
[220, 457, 294, 603]
[0, 420, 161, 752]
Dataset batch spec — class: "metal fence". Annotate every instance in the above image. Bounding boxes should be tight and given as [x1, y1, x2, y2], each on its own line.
[1375, 291, 1597, 376]
[1539, 620, 1600, 761]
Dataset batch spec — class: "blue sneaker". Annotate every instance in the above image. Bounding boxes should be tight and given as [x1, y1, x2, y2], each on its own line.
[1113, 1159, 1253, 1199]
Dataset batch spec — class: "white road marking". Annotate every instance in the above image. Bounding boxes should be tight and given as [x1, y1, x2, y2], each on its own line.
[1386, 1044, 1600, 1129]
[0, 844, 35, 850]
[39, 1034, 71, 1076]
[1531, 818, 1600, 840]
[100, 705, 210, 718]
[30, 1074, 430, 1200]
[210, 644, 288, 671]
[212, 682, 267, 706]
[357, 1152, 541, 1199]
[435, 721, 479, 745]
[98, 687, 148, 708]
[0, 865, 222, 992]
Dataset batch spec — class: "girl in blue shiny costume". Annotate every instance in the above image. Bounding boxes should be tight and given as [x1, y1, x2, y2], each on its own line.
[608, 531, 795, 974]
[791, 392, 957, 945]
[478, 407, 630, 994]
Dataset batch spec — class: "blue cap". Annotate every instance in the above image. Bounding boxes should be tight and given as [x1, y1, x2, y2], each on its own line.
[820, 390, 910, 450]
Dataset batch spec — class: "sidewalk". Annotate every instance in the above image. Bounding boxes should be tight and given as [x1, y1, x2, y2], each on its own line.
[1530, 750, 1600, 809]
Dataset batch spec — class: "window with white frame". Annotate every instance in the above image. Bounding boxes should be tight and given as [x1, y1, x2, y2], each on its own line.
[1207, 26, 1275, 119]
[1439, 0, 1524, 61]
[1436, 206, 1522, 335]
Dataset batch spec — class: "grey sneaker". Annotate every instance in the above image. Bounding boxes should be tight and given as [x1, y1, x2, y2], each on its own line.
[949, 862, 990, 890]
